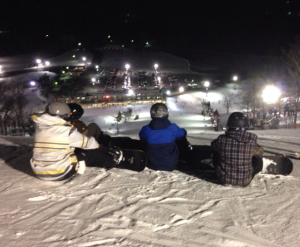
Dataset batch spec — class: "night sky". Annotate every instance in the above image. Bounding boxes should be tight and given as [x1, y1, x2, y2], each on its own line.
[1, 0, 300, 55]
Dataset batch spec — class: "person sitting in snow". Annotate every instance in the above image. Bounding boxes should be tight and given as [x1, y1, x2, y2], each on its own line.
[211, 112, 264, 186]
[139, 103, 192, 171]
[30, 102, 123, 181]
[67, 103, 142, 150]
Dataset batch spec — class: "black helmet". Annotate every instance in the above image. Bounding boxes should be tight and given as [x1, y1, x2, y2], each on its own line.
[46, 102, 71, 119]
[150, 103, 169, 118]
[68, 103, 84, 119]
[227, 112, 249, 129]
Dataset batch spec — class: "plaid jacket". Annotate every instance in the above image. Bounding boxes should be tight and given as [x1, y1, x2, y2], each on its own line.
[211, 130, 263, 186]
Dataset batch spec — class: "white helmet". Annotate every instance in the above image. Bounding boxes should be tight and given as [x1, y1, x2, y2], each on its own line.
[46, 102, 71, 119]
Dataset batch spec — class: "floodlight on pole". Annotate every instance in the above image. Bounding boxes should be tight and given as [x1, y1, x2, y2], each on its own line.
[154, 64, 158, 70]
[127, 89, 134, 96]
[91, 78, 96, 82]
[125, 64, 130, 70]
[36, 59, 41, 64]
[204, 81, 210, 88]
[262, 85, 281, 104]
[45, 61, 50, 66]
[82, 57, 86, 61]
[233, 75, 238, 81]
[179, 86, 184, 93]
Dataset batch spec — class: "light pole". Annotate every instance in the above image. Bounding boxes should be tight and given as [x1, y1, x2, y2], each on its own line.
[36, 59, 42, 67]
[204, 81, 210, 97]
[82, 57, 87, 67]
[233, 75, 238, 90]
[262, 85, 281, 128]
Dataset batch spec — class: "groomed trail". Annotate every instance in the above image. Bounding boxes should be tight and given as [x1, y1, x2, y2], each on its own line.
[0, 130, 300, 247]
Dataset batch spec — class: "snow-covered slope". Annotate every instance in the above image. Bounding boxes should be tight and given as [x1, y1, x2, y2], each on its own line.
[1, 98, 300, 247]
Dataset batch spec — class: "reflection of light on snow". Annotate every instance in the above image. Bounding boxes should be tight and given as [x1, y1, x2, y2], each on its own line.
[192, 91, 222, 102]
[167, 100, 180, 111]
[104, 116, 115, 125]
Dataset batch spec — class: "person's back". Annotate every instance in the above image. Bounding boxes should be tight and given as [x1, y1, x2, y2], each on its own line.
[211, 112, 263, 186]
[139, 103, 186, 171]
[31, 102, 99, 180]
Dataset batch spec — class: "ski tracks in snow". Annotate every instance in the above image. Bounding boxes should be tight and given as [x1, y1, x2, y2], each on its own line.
[1, 162, 299, 247]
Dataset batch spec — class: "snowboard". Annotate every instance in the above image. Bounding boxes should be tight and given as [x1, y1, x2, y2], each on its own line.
[257, 156, 293, 176]
[188, 145, 293, 176]
[118, 149, 147, 172]
[283, 152, 300, 160]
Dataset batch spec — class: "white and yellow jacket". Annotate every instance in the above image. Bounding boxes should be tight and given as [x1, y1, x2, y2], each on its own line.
[30, 112, 99, 181]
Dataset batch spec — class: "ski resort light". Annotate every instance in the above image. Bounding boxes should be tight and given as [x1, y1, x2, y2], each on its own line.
[36, 59, 41, 64]
[204, 81, 210, 88]
[95, 65, 99, 69]
[127, 89, 134, 96]
[262, 85, 281, 104]
[30, 81, 36, 86]
[233, 75, 238, 81]
[91, 78, 96, 82]
[45, 61, 50, 66]
[82, 57, 86, 61]
[166, 90, 171, 95]
[179, 86, 184, 93]
[154, 64, 158, 70]
[125, 64, 130, 70]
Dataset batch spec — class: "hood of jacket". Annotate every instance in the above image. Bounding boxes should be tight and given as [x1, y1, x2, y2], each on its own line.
[32, 112, 66, 127]
[225, 130, 257, 143]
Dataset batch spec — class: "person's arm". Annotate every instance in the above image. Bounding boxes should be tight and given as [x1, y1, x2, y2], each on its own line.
[69, 127, 99, 149]
[174, 124, 186, 138]
[211, 138, 219, 152]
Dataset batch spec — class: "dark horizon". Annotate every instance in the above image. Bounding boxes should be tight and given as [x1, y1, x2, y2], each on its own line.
[1, 0, 300, 56]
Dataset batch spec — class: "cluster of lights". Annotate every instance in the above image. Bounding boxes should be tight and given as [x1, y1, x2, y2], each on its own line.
[36, 59, 50, 68]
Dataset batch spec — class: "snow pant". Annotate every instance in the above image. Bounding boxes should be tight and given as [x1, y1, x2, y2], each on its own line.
[86, 123, 142, 150]
[179, 145, 263, 185]
[56, 147, 117, 181]
[56, 165, 78, 181]
[75, 147, 116, 169]
[175, 135, 193, 162]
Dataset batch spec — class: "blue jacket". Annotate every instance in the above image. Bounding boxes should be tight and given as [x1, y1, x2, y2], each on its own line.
[139, 118, 186, 171]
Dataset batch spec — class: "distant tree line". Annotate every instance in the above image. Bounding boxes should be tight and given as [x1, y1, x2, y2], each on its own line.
[0, 80, 32, 135]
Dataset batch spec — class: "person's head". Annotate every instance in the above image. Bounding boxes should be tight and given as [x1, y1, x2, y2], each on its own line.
[227, 112, 249, 130]
[45, 102, 71, 120]
[68, 103, 84, 120]
[150, 103, 169, 119]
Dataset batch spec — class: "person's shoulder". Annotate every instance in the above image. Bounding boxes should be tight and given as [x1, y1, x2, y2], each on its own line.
[139, 125, 150, 132]
[246, 131, 258, 139]
[170, 122, 181, 128]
